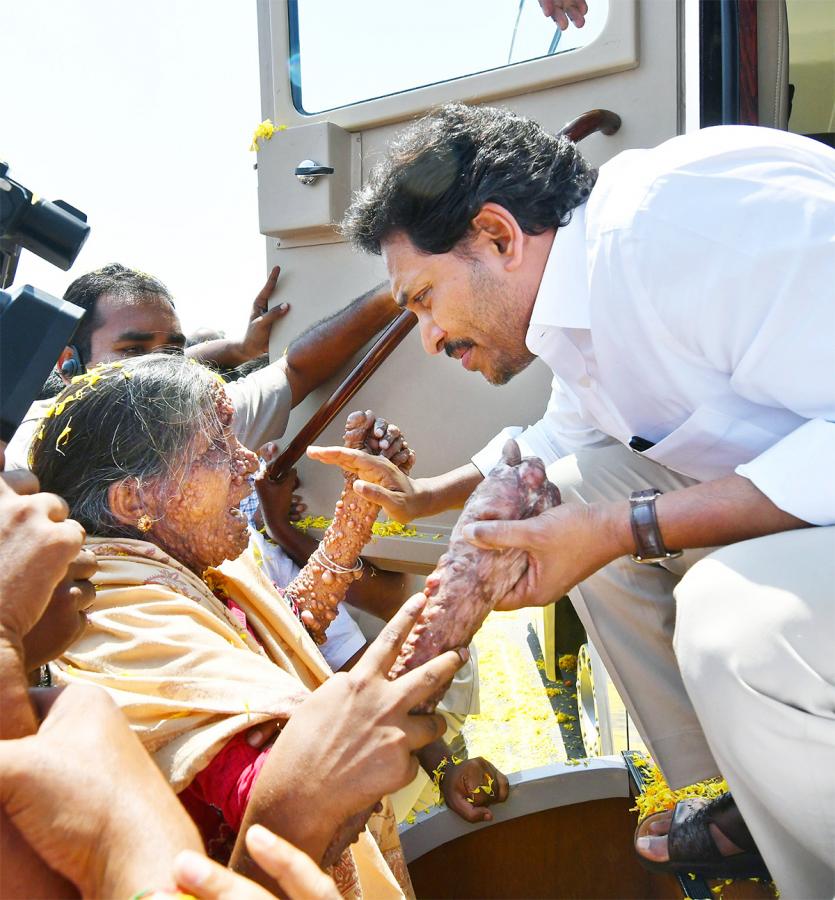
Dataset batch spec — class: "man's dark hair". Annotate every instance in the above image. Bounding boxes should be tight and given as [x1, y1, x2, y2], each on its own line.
[342, 103, 598, 255]
[63, 263, 174, 362]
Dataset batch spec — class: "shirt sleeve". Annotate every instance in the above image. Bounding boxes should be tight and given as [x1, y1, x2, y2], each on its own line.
[471, 378, 614, 476]
[629, 141, 835, 525]
[225, 361, 293, 452]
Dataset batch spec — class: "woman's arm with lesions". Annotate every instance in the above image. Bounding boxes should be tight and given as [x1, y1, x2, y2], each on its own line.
[274, 411, 417, 642]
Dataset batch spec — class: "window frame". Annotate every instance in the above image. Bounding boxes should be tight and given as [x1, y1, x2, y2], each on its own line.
[260, 0, 638, 131]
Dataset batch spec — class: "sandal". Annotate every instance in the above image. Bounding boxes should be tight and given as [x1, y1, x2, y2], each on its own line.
[634, 792, 771, 880]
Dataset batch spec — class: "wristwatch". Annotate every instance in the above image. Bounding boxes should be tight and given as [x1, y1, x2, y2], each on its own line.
[629, 489, 683, 564]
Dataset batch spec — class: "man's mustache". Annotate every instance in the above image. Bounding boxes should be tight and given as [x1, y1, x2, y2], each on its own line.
[444, 339, 475, 359]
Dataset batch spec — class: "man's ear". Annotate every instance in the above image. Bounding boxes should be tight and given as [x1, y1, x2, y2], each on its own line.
[108, 479, 147, 529]
[470, 203, 526, 272]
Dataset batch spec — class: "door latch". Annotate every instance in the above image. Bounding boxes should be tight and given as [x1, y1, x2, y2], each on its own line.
[294, 160, 334, 185]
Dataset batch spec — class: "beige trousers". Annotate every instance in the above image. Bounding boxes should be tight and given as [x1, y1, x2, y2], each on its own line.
[547, 443, 835, 898]
[675, 528, 835, 899]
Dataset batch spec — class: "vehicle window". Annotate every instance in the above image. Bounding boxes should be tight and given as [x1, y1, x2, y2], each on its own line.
[288, 0, 610, 115]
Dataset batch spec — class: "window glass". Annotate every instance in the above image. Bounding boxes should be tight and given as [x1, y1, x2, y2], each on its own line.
[289, 0, 610, 115]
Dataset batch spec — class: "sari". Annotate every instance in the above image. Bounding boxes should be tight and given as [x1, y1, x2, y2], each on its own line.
[53, 537, 412, 900]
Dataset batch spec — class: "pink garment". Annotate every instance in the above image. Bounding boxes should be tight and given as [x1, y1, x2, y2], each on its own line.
[182, 731, 270, 834]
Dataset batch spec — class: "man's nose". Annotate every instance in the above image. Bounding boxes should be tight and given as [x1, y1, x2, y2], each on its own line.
[417, 312, 445, 356]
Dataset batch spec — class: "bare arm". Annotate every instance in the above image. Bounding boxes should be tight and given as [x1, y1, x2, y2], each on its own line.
[465, 474, 810, 610]
[306, 446, 484, 523]
[282, 281, 400, 407]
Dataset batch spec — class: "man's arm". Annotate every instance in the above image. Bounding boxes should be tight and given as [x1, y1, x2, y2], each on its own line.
[464, 473, 810, 610]
[282, 281, 399, 407]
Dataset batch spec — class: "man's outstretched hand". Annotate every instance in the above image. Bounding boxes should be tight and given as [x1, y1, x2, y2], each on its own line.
[185, 266, 290, 368]
[239, 265, 290, 361]
[306, 445, 423, 523]
[462, 502, 628, 610]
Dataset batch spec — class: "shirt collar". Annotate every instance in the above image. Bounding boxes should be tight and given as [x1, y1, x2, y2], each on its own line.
[528, 202, 591, 333]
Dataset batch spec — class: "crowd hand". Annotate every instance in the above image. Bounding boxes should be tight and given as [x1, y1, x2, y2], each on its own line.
[441, 757, 510, 824]
[0, 471, 86, 645]
[306, 445, 421, 524]
[173, 826, 340, 900]
[0, 684, 202, 899]
[537, 0, 587, 29]
[257, 443, 307, 521]
[254, 467, 302, 540]
[248, 594, 467, 852]
[462, 503, 624, 611]
[239, 266, 290, 361]
[22, 548, 97, 669]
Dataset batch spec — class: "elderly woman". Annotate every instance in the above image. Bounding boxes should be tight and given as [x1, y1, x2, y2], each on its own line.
[30, 355, 466, 899]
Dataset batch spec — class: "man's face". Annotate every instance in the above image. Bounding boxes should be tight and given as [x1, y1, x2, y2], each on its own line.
[85, 293, 186, 368]
[383, 232, 536, 386]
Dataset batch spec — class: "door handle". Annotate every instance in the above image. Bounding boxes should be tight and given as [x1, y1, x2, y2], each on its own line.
[295, 160, 335, 185]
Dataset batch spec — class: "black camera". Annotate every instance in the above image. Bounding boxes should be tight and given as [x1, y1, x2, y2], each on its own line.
[0, 163, 89, 443]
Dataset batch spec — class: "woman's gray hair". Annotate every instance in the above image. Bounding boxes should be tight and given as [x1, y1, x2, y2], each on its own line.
[31, 354, 229, 538]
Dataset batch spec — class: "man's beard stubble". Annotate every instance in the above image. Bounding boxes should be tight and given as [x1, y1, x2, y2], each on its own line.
[467, 262, 535, 385]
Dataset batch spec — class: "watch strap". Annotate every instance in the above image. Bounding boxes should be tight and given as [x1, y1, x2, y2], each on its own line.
[629, 489, 682, 563]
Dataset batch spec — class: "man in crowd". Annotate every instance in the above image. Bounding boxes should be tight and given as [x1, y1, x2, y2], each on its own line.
[311, 103, 835, 895]
[4, 262, 399, 467]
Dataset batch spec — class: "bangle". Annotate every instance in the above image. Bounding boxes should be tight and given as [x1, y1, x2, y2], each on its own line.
[312, 543, 363, 576]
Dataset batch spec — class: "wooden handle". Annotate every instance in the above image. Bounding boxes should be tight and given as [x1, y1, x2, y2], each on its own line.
[265, 108, 622, 480]
[266, 309, 416, 479]
[558, 108, 621, 142]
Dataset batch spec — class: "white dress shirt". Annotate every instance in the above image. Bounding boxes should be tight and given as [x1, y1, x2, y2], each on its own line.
[473, 126, 835, 526]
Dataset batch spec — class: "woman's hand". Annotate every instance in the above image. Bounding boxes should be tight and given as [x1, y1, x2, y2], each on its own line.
[306, 445, 424, 523]
[462, 502, 631, 610]
[441, 757, 510, 824]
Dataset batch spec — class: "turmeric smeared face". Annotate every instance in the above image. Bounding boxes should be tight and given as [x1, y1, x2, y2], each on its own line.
[145, 385, 258, 573]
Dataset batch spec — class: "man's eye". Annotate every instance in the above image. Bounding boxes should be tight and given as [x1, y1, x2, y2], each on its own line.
[119, 347, 145, 356]
[412, 290, 429, 308]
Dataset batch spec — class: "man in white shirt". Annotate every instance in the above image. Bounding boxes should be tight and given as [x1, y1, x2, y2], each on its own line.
[317, 104, 835, 894]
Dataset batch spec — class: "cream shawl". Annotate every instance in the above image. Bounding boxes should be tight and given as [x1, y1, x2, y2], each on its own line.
[53, 537, 411, 900]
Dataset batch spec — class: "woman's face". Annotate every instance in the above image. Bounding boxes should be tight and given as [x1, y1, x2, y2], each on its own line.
[144, 389, 259, 573]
